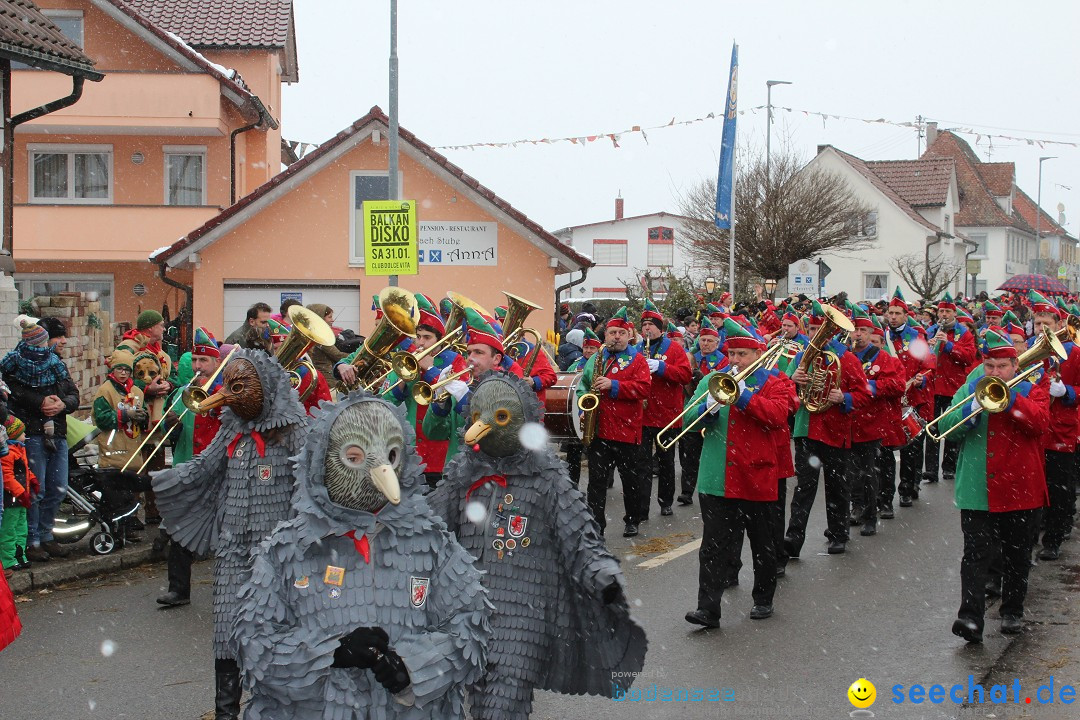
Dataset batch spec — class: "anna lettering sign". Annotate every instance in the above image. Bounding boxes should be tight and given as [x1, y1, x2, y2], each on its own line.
[418, 222, 498, 266]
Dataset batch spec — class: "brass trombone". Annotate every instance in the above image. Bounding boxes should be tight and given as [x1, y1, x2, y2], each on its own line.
[656, 342, 786, 450]
[413, 365, 474, 406]
[365, 325, 465, 393]
[120, 345, 239, 473]
[924, 328, 1066, 441]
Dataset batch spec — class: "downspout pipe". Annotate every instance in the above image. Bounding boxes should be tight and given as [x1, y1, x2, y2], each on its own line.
[157, 258, 194, 353]
[11, 76, 84, 127]
[925, 232, 943, 301]
[554, 266, 590, 332]
[229, 119, 260, 205]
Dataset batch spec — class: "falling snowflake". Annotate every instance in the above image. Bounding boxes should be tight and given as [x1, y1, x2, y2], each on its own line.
[100, 639, 117, 657]
[518, 422, 549, 451]
[465, 500, 487, 525]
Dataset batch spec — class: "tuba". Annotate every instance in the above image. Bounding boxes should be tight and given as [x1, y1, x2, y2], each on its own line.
[275, 305, 337, 400]
[341, 287, 419, 391]
[501, 291, 555, 375]
[444, 291, 489, 354]
[797, 304, 855, 413]
[1056, 314, 1080, 344]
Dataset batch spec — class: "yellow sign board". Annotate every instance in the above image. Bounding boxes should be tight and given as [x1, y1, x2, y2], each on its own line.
[363, 200, 418, 276]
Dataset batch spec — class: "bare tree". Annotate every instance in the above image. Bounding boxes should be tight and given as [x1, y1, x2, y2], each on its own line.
[890, 253, 962, 301]
[677, 147, 875, 292]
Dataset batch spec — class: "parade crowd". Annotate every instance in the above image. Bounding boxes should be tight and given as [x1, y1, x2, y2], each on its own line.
[1, 282, 1078, 718]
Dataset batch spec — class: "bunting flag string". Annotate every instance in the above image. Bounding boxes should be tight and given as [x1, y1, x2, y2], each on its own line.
[281, 107, 1080, 157]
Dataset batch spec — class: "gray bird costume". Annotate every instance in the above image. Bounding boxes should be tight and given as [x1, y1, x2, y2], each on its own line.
[233, 393, 491, 719]
[428, 372, 647, 720]
[151, 349, 308, 659]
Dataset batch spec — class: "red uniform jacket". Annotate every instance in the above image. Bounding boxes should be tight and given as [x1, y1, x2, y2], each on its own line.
[578, 346, 651, 445]
[851, 344, 906, 445]
[769, 370, 798, 480]
[931, 324, 976, 398]
[801, 341, 873, 449]
[642, 336, 693, 429]
[975, 380, 1050, 512]
[519, 340, 558, 404]
[888, 323, 934, 420]
[1042, 342, 1080, 453]
[416, 354, 468, 473]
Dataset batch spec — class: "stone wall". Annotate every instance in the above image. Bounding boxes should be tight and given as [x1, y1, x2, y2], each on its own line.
[30, 292, 113, 407]
[0, 273, 20, 358]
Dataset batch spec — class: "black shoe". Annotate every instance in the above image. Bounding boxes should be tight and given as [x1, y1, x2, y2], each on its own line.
[25, 546, 49, 563]
[848, 508, 863, 526]
[899, 495, 913, 507]
[922, 473, 939, 484]
[750, 604, 774, 620]
[639, 516, 649, 524]
[952, 618, 983, 643]
[156, 591, 190, 608]
[622, 523, 639, 538]
[860, 521, 877, 537]
[1038, 546, 1060, 561]
[827, 540, 846, 554]
[660, 505, 673, 517]
[1001, 615, 1023, 635]
[14, 547, 30, 569]
[942, 472, 956, 481]
[41, 541, 71, 558]
[879, 505, 895, 519]
[676, 494, 693, 506]
[783, 538, 799, 559]
[685, 609, 720, 628]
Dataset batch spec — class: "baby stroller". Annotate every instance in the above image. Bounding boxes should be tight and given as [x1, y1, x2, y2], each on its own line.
[53, 417, 145, 555]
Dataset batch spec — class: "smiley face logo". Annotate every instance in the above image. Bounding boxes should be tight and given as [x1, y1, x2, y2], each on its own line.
[847, 678, 876, 709]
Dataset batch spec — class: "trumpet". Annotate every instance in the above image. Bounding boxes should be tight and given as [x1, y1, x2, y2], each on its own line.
[925, 328, 1066, 441]
[656, 342, 786, 450]
[366, 326, 466, 394]
[413, 365, 474, 406]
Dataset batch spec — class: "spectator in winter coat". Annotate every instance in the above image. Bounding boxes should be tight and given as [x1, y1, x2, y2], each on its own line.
[304, 303, 348, 379]
[0, 317, 79, 564]
[1, 417, 37, 574]
[556, 328, 585, 371]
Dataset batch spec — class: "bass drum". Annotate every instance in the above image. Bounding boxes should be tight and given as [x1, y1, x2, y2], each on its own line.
[544, 371, 584, 443]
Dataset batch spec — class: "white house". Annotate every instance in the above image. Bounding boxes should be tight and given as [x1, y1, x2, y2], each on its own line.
[553, 197, 697, 302]
[802, 145, 969, 302]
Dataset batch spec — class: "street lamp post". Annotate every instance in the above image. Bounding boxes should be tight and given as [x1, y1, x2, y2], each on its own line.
[766, 80, 792, 185]
[387, 0, 400, 287]
[705, 276, 716, 303]
[1036, 156, 1056, 274]
[764, 278, 777, 300]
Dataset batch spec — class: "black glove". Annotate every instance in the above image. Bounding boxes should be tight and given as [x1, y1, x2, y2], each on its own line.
[602, 581, 624, 606]
[332, 626, 389, 669]
[372, 649, 411, 694]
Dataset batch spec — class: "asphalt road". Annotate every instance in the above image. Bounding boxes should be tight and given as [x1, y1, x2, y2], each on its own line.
[1, 456, 1076, 720]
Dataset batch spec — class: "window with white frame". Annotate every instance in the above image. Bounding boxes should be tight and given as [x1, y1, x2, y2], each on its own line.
[863, 273, 889, 302]
[29, 144, 112, 203]
[164, 146, 206, 205]
[349, 171, 394, 263]
[969, 233, 988, 258]
[647, 226, 674, 266]
[14, 274, 113, 315]
[592, 239, 627, 266]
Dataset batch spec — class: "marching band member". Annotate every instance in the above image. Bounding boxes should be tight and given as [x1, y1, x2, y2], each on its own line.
[382, 294, 467, 489]
[884, 289, 931, 511]
[1029, 290, 1080, 561]
[638, 299, 693, 518]
[677, 318, 726, 506]
[575, 307, 651, 538]
[847, 307, 905, 536]
[684, 320, 791, 628]
[924, 292, 977, 483]
[870, 316, 907, 519]
[565, 328, 602, 486]
[494, 305, 558, 404]
[939, 329, 1049, 643]
[785, 301, 872, 556]
[981, 300, 1005, 332]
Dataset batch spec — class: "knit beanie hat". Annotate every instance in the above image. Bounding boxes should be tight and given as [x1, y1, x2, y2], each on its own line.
[16, 315, 49, 347]
[4, 415, 24, 441]
[108, 348, 135, 371]
[137, 309, 164, 331]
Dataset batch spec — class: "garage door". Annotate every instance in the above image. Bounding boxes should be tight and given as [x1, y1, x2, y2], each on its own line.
[223, 284, 363, 337]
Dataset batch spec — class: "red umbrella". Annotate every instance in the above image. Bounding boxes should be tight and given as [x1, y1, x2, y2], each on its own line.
[997, 273, 1069, 296]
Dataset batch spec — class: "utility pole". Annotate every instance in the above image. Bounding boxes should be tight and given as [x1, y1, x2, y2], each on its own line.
[765, 80, 792, 185]
[1037, 156, 1056, 268]
[916, 115, 923, 156]
[387, 0, 399, 287]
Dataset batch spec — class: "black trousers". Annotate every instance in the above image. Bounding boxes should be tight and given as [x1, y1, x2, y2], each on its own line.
[770, 477, 788, 566]
[876, 444, 897, 509]
[678, 431, 703, 498]
[697, 494, 777, 615]
[167, 540, 194, 598]
[959, 509, 1037, 630]
[1042, 450, 1075, 548]
[850, 440, 881, 524]
[787, 438, 851, 550]
[898, 437, 923, 499]
[925, 395, 960, 478]
[587, 438, 644, 532]
[640, 426, 676, 511]
[565, 442, 583, 486]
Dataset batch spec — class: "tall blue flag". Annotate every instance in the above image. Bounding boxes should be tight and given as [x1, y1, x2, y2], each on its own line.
[714, 42, 738, 230]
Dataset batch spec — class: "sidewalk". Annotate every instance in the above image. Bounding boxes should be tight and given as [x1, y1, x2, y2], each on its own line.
[6, 532, 159, 595]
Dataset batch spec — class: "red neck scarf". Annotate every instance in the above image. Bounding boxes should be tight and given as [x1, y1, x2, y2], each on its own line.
[227, 431, 266, 458]
[344, 531, 371, 563]
[465, 474, 507, 502]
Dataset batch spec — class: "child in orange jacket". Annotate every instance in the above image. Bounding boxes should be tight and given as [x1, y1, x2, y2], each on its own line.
[1, 417, 38, 572]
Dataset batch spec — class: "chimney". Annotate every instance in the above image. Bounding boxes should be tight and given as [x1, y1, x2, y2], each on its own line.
[925, 121, 938, 149]
[615, 194, 624, 221]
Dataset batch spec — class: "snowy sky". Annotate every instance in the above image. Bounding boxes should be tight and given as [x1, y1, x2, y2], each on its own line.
[282, 0, 1080, 233]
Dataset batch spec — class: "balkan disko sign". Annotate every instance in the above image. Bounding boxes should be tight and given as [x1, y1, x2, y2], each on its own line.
[418, 221, 498, 266]
[363, 200, 418, 276]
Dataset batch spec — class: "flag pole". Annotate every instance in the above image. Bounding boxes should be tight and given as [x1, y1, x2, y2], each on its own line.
[729, 144, 736, 298]
[714, 42, 738, 300]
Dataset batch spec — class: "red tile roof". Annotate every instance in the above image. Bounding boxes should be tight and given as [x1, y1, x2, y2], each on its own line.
[153, 107, 593, 273]
[824, 147, 940, 232]
[120, 0, 291, 47]
[978, 162, 1014, 197]
[1014, 187, 1067, 238]
[864, 158, 954, 207]
[0, 0, 101, 78]
[922, 131, 1032, 233]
